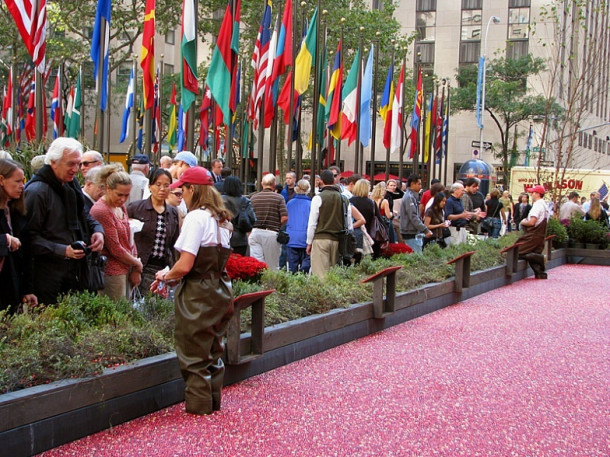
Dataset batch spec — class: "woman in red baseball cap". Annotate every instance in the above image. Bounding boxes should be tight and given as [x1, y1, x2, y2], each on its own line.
[152, 166, 234, 415]
[516, 184, 550, 279]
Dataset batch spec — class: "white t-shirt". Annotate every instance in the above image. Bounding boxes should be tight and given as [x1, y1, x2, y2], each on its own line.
[526, 198, 549, 227]
[174, 208, 231, 255]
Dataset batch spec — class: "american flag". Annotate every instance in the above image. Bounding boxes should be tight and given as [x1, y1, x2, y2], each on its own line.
[248, 0, 272, 129]
[5, 0, 47, 73]
[598, 182, 608, 201]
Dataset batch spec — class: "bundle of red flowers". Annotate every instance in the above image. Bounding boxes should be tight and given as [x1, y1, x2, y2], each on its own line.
[381, 242, 413, 258]
[225, 253, 268, 281]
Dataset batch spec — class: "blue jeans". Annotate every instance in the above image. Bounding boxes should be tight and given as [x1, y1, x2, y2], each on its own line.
[287, 247, 311, 273]
[490, 218, 502, 238]
[404, 237, 422, 253]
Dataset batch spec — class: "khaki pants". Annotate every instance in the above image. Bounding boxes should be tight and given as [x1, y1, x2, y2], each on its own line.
[445, 226, 468, 246]
[101, 274, 129, 300]
[311, 239, 339, 278]
[249, 228, 281, 270]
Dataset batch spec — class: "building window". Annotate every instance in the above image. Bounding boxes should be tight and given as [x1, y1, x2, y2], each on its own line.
[459, 42, 480, 64]
[416, 11, 436, 42]
[506, 40, 529, 59]
[508, 7, 529, 39]
[116, 63, 131, 85]
[165, 30, 175, 45]
[462, 0, 482, 9]
[416, 0, 436, 11]
[415, 42, 435, 64]
[164, 63, 175, 76]
[372, 0, 385, 9]
[461, 9, 482, 41]
[509, 0, 530, 6]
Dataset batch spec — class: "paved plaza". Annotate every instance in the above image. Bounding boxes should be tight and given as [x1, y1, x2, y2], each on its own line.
[40, 264, 609, 457]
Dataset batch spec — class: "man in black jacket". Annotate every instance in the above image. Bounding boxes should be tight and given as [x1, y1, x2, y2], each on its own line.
[25, 137, 105, 304]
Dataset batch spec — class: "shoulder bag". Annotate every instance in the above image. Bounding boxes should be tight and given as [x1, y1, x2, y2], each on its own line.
[338, 196, 356, 260]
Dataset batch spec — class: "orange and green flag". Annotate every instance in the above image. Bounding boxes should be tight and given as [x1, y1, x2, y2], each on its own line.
[140, 0, 155, 110]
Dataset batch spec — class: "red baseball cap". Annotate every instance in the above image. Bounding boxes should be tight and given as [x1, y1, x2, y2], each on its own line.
[170, 166, 213, 188]
[526, 184, 546, 195]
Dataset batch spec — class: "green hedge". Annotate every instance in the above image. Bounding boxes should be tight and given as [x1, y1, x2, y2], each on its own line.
[1, 234, 519, 394]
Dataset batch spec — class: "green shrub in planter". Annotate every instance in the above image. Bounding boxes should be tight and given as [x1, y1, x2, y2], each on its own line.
[581, 219, 609, 248]
[546, 217, 568, 247]
[567, 216, 587, 243]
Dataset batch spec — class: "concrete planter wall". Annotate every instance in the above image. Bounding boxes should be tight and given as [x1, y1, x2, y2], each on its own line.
[1, 248, 607, 456]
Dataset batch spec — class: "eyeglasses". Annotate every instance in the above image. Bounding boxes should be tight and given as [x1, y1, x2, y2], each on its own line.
[80, 160, 101, 167]
[153, 183, 171, 189]
[171, 191, 183, 198]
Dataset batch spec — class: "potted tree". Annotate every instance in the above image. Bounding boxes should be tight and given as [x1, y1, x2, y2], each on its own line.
[567, 217, 587, 248]
[581, 220, 608, 249]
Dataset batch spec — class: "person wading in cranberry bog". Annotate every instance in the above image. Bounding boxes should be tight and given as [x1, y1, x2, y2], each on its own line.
[516, 185, 550, 279]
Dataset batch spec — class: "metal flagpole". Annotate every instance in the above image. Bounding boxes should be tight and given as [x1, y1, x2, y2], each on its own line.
[370, 32, 380, 183]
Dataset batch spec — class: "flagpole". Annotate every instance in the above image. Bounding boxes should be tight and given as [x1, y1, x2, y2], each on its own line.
[295, 3, 306, 179]
[158, 55, 164, 165]
[95, 15, 107, 158]
[428, 78, 438, 185]
[131, 56, 137, 156]
[106, 71, 111, 158]
[286, 0, 297, 174]
[413, 55, 421, 177]
[186, 0, 198, 152]
[226, 0, 235, 170]
[34, 69, 43, 144]
[78, 65, 84, 141]
[336, 17, 345, 169]
[398, 53, 406, 182]
[443, 81, 450, 185]
[370, 32, 380, 183]
[384, 45, 394, 184]
[309, 3, 322, 190]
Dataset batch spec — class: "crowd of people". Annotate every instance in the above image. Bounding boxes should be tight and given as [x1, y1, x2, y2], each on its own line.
[3, 137, 610, 414]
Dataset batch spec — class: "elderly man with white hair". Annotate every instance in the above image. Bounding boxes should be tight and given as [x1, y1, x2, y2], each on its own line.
[248, 173, 288, 269]
[79, 150, 103, 178]
[25, 137, 105, 304]
[127, 154, 150, 205]
[443, 182, 475, 246]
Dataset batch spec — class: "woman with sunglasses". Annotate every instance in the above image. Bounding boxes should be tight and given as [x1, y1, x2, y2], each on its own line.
[127, 168, 180, 293]
[151, 166, 233, 415]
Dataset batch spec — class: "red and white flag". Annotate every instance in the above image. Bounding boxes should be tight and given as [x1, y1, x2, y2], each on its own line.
[2, 68, 14, 138]
[5, 0, 47, 73]
[390, 64, 404, 155]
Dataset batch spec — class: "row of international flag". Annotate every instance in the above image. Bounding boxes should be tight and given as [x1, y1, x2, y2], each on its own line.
[0, 0, 450, 167]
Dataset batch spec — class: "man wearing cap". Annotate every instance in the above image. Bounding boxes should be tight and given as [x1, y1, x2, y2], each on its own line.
[170, 151, 198, 181]
[517, 184, 550, 279]
[249, 174, 288, 270]
[127, 154, 150, 205]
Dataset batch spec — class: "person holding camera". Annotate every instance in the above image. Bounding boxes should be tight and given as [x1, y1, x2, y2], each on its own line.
[90, 165, 142, 300]
[25, 138, 104, 305]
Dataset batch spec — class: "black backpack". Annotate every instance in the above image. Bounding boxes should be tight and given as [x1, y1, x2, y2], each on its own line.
[232, 197, 255, 233]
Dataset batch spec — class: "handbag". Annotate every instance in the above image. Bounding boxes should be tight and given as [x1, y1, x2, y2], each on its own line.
[369, 215, 389, 244]
[277, 230, 290, 244]
[81, 252, 107, 291]
[442, 226, 451, 239]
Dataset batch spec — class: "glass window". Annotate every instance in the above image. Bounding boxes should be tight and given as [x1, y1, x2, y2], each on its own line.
[416, 11, 436, 42]
[459, 42, 480, 64]
[506, 40, 529, 59]
[508, 7, 529, 39]
[415, 43, 435, 64]
[462, 9, 482, 41]
[509, 0, 530, 7]
[116, 63, 131, 85]
[416, 0, 436, 11]
[164, 63, 175, 76]
[165, 30, 175, 45]
[462, 0, 482, 8]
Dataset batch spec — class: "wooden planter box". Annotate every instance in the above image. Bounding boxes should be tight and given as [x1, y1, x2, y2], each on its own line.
[2, 248, 608, 456]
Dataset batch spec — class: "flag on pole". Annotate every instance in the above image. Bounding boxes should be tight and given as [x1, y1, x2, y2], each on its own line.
[270, 0, 292, 84]
[25, 79, 35, 141]
[248, 0, 272, 128]
[423, 93, 433, 163]
[277, 70, 297, 125]
[140, 0, 155, 110]
[229, 0, 241, 113]
[151, 68, 161, 153]
[1, 68, 14, 144]
[390, 64, 404, 155]
[382, 80, 395, 150]
[5, 0, 47, 73]
[177, 105, 186, 151]
[90, 0, 111, 111]
[379, 63, 393, 122]
[598, 182, 608, 201]
[434, 95, 442, 161]
[64, 85, 73, 131]
[441, 93, 449, 160]
[136, 98, 144, 151]
[181, 0, 198, 111]
[326, 40, 343, 140]
[475, 55, 485, 129]
[50, 68, 62, 139]
[409, 68, 423, 159]
[119, 68, 135, 143]
[198, 87, 211, 150]
[206, 1, 233, 126]
[359, 45, 374, 148]
[167, 83, 178, 150]
[293, 7, 318, 95]
[262, 12, 280, 128]
[67, 72, 82, 138]
[341, 48, 361, 146]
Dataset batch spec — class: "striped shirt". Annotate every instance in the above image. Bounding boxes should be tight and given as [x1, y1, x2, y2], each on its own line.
[250, 189, 288, 232]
